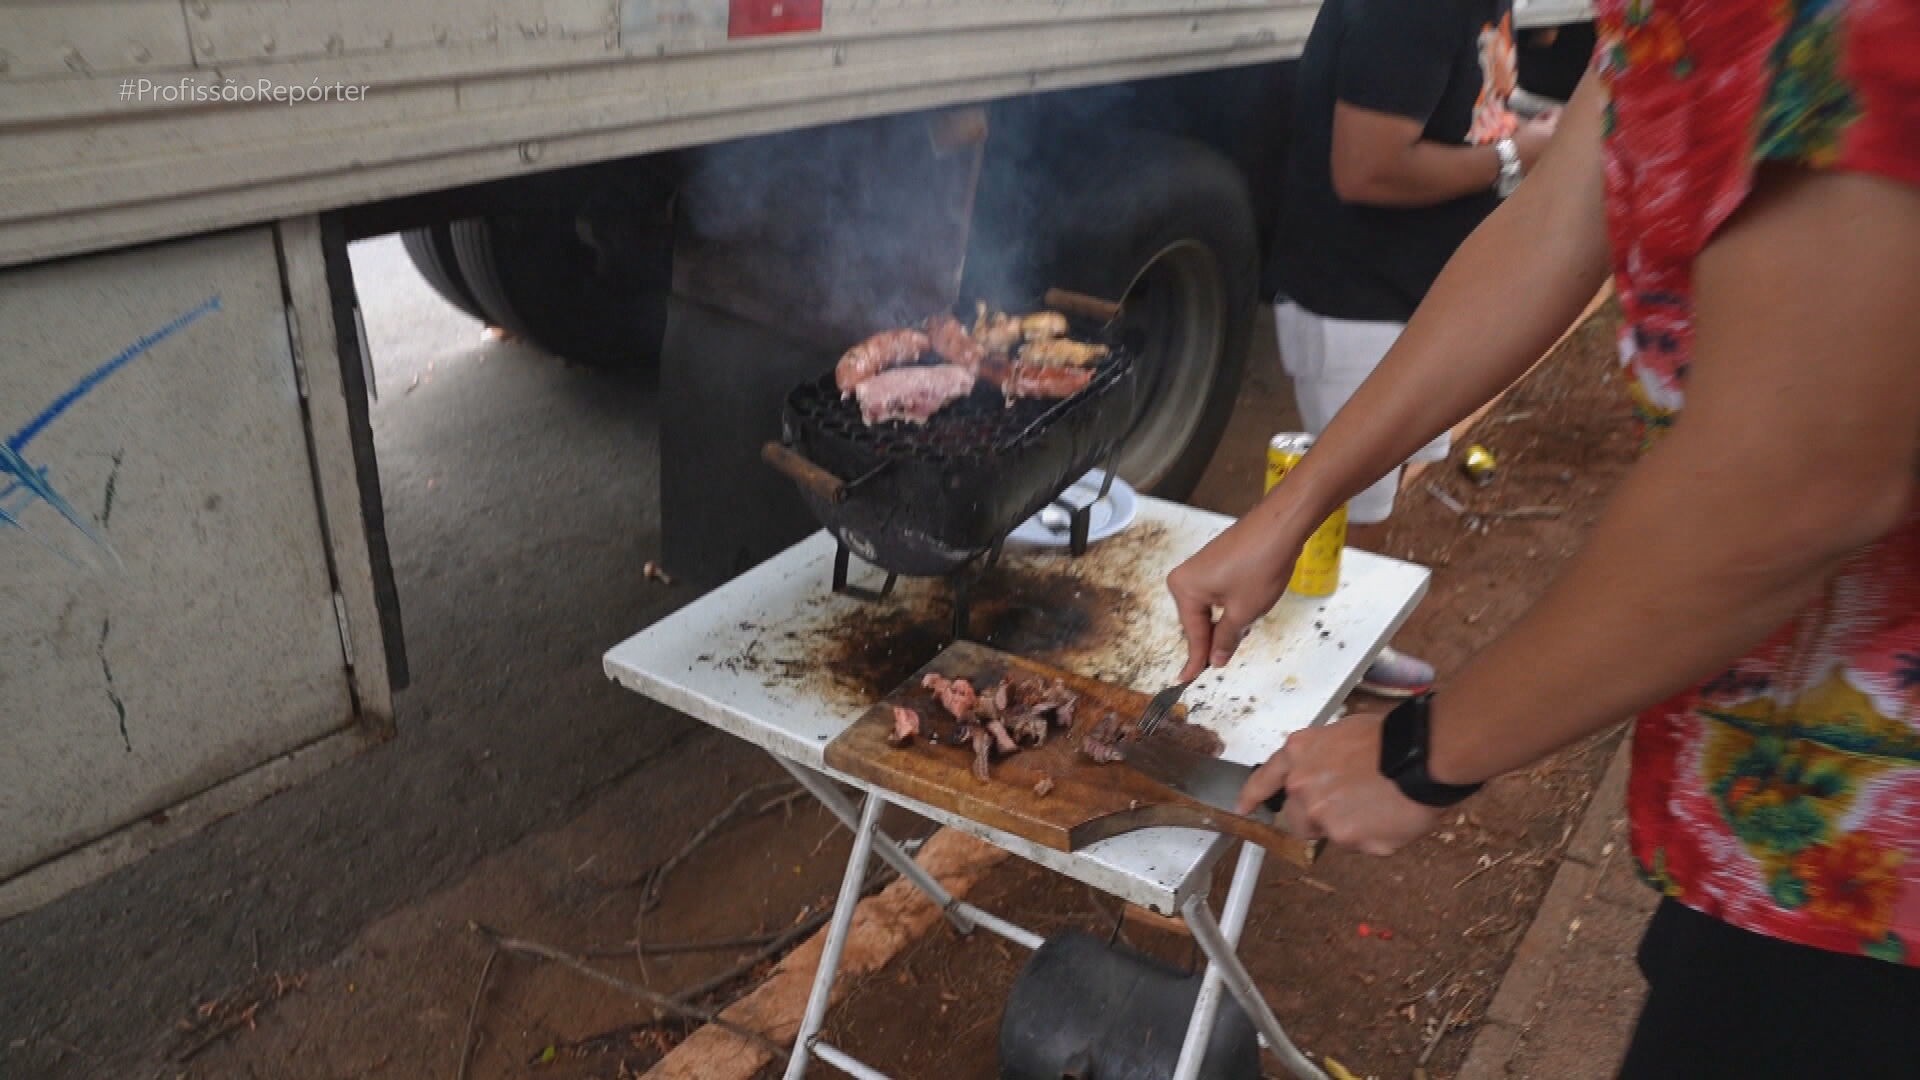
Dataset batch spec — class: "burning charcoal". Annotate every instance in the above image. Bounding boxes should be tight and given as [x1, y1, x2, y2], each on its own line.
[1032, 774, 1056, 798]
[970, 729, 993, 782]
[922, 673, 979, 722]
[985, 718, 1019, 755]
[887, 706, 921, 747]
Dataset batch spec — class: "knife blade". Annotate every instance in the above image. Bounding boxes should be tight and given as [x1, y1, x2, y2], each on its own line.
[1123, 733, 1290, 815]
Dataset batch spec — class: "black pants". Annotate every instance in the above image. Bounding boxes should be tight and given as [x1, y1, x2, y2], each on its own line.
[1619, 898, 1920, 1078]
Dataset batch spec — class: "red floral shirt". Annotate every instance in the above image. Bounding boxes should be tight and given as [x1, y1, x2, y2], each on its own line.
[1598, 0, 1920, 963]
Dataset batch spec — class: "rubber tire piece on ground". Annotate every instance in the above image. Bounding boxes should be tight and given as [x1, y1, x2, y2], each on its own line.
[986, 131, 1260, 499]
[399, 224, 488, 323]
[449, 213, 671, 372]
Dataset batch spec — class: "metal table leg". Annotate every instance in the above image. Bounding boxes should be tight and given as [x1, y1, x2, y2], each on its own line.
[777, 758, 975, 933]
[1176, 843, 1328, 1080]
[785, 791, 886, 1080]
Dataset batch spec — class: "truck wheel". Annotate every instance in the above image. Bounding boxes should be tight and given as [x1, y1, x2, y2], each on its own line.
[987, 132, 1259, 499]
[399, 224, 487, 322]
[449, 210, 671, 371]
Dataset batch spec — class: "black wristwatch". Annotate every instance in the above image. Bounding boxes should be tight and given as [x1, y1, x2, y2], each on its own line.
[1378, 693, 1483, 807]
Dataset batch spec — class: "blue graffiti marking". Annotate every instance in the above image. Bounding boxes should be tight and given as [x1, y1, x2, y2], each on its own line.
[0, 295, 222, 549]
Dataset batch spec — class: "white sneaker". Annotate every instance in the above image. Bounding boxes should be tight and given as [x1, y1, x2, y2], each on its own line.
[1358, 646, 1434, 699]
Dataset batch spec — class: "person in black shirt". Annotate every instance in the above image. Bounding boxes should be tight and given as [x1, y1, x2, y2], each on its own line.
[1267, 0, 1557, 696]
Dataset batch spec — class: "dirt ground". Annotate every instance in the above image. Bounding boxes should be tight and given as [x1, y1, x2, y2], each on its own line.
[1, 280, 1638, 1080]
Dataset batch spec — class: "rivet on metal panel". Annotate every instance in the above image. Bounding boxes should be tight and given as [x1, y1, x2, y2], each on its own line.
[382, 32, 395, 48]
[537, 17, 549, 33]
[188, 0, 211, 17]
[199, 37, 217, 56]
[262, 36, 276, 55]
[435, 25, 450, 45]
[63, 47, 91, 75]
[519, 141, 546, 165]
[326, 33, 345, 55]
[129, 43, 152, 63]
[833, 44, 847, 66]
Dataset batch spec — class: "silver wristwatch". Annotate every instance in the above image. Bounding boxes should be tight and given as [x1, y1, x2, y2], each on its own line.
[1494, 137, 1523, 198]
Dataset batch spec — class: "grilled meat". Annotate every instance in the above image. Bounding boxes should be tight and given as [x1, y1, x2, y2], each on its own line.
[985, 718, 1020, 754]
[888, 705, 922, 747]
[855, 363, 976, 425]
[1004, 710, 1051, 747]
[926, 313, 988, 375]
[1154, 715, 1226, 757]
[923, 673, 981, 722]
[1003, 362, 1095, 401]
[973, 305, 1071, 351]
[836, 328, 930, 395]
[1080, 712, 1127, 763]
[1019, 338, 1109, 368]
[1018, 312, 1069, 342]
[910, 670, 1092, 780]
[972, 304, 1024, 353]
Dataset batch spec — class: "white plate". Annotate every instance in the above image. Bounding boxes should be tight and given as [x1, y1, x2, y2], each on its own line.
[1007, 469, 1139, 548]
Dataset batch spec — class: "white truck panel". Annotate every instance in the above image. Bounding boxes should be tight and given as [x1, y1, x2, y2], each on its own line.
[0, 0, 197, 79]
[0, 1, 1318, 268]
[0, 227, 371, 904]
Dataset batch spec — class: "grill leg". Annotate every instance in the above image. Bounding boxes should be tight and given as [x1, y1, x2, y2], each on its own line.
[832, 543, 897, 602]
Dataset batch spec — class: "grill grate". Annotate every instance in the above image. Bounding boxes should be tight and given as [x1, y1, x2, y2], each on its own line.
[787, 354, 1132, 467]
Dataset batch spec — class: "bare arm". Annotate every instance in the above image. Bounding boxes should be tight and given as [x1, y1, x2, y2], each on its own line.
[1425, 165, 1920, 784]
[1248, 164, 1920, 850]
[1170, 73, 1612, 677]
[1332, 103, 1554, 207]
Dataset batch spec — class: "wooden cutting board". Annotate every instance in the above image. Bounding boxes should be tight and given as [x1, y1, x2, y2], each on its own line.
[824, 641, 1319, 868]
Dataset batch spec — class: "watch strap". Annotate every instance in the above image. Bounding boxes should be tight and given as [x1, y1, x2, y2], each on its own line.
[1378, 693, 1483, 807]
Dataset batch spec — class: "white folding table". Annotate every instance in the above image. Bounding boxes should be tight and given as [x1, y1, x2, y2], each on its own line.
[605, 496, 1428, 1079]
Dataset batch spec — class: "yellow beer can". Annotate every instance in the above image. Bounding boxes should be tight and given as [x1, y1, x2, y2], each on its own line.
[1265, 433, 1345, 597]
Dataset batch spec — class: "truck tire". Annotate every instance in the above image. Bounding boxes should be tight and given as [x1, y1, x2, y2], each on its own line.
[449, 210, 671, 371]
[399, 223, 487, 322]
[978, 132, 1259, 499]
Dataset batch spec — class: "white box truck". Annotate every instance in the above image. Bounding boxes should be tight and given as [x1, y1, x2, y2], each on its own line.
[0, 0, 1591, 915]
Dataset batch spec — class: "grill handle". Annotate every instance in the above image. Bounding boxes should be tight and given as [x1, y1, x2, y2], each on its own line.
[762, 442, 847, 504]
[1042, 287, 1123, 324]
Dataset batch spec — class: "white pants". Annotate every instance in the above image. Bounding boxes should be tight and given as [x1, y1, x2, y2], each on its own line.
[1274, 301, 1449, 524]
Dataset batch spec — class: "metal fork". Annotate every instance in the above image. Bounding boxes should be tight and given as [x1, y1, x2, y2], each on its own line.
[1134, 676, 1195, 739]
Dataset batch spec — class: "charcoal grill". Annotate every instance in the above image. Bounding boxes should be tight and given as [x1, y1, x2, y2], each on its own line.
[763, 348, 1137, 590]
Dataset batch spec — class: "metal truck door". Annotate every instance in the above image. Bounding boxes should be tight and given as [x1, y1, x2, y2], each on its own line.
[0, 219, 401, 915]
